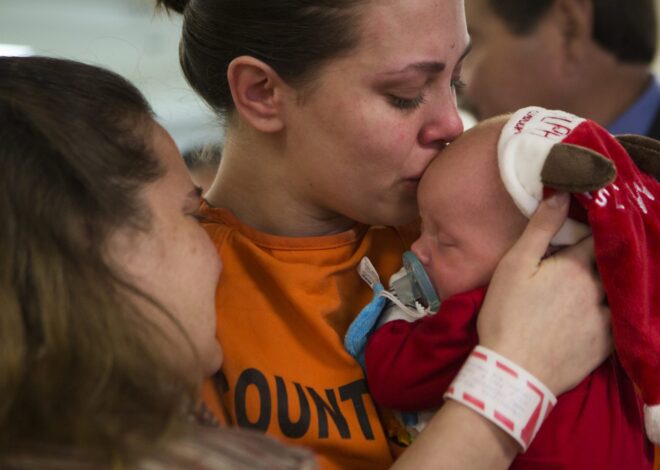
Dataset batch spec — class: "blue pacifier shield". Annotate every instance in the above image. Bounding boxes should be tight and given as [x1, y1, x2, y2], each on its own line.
[396, 251, 440, 313]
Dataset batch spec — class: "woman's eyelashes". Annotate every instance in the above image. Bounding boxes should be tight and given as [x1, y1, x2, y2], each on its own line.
[451, 77, 466, 91]
[189, 210, 204, 222]
[387, 77, 465, 110]
[388, 93, 427, 110]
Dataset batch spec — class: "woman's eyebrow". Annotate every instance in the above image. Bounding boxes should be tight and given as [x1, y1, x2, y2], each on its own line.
[382, 43, 473, 76]
[459, 41, 473, 62]
[384, 61, 446, 76]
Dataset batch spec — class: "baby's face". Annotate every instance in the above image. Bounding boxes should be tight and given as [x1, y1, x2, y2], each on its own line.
[411, 117, 527, 299]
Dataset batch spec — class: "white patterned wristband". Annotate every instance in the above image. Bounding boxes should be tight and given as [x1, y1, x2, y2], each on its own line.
[443, 345, 557, 452]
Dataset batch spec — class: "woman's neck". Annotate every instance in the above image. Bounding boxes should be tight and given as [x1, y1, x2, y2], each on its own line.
[204, 129, 355, 237]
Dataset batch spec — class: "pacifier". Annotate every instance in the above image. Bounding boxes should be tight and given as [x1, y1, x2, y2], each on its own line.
[390, 251, 440, 314]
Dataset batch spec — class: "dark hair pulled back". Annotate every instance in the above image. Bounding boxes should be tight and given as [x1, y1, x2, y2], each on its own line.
[160, 0, 188, 13]
[157, 0, 363, 119]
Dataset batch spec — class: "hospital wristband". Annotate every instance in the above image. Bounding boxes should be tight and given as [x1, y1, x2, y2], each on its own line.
[443, 345, 557, 452]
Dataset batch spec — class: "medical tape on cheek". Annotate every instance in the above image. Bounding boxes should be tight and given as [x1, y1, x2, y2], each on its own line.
[443, 345, 557, 452]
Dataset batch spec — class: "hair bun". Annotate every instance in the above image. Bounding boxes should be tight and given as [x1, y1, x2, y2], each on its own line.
[156, 0, 188, 14]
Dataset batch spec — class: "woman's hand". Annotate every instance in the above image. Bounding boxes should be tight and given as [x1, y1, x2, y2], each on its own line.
[477, 193, 612, 395]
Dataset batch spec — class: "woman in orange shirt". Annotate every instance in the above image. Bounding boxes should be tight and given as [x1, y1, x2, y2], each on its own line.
[158, 0, 612, 468]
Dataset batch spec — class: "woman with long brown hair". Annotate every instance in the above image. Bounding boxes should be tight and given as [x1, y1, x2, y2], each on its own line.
[156, 0, 612, 468]
[0, 55, 315, 469]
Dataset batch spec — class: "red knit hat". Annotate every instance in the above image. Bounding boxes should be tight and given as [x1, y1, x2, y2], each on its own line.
[498, 106, 660, 443]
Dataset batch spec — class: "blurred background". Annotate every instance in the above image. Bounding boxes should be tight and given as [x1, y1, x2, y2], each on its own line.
[1, 0, 659, 153]
[0, 0, 222, 154]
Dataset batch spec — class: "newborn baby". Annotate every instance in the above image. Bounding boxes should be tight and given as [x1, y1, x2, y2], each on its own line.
[352, 107, 658, 469]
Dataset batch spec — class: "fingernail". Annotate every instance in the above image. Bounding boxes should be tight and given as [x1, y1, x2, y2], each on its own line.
[546, 192, 569, 208]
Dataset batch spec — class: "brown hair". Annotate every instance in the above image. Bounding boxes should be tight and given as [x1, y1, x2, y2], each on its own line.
[0, 56, 196, 464]
[156, 0, 364, 120]
[488, 0, 657, 64]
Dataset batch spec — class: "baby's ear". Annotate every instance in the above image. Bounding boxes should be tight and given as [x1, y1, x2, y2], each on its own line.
[615, 135, 660, 180]
[541, 143, 616, 192]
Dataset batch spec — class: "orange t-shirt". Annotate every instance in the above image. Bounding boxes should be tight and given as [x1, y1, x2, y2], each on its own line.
[199, 204, 417, 470]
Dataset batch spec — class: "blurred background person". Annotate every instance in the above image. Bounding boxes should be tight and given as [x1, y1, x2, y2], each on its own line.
[460, 0, 660, 138]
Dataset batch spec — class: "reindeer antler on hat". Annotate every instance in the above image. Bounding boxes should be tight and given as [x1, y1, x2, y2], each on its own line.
[497, 106, 660, 444]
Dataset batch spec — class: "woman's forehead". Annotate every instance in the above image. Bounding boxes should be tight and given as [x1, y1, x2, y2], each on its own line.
[145, 123, 196, 198]
[353, 0, 468, 63]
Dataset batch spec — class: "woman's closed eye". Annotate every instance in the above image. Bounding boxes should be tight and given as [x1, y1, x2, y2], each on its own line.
[387, 76, 465, 110]
[388, 92, 427, 110]
[451, 77, 466, 90]
[188, 209, 205, 222]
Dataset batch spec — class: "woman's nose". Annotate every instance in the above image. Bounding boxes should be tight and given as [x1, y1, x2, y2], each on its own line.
[418, 95, 464, 148]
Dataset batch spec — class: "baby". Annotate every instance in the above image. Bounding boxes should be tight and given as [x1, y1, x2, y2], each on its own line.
[349, 108, 658, 469]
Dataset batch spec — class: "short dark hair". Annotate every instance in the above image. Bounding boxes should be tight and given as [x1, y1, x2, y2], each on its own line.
[156, 0, 365, 120]
[489, 0, 657, 64]
[0, 56, 194, 464]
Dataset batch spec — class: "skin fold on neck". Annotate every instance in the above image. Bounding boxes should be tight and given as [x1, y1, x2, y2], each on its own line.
[204, 124, 356, 238]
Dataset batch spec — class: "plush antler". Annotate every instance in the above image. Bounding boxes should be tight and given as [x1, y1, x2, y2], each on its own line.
[615, 134, 660, 180]
[540, 143, 616, 192]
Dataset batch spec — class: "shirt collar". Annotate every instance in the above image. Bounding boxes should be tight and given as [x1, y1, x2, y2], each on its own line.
[607, 75, 660, 135]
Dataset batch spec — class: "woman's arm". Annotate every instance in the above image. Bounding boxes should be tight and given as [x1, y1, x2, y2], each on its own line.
[392, 399, 519, 469]
[393, 193, 611, 469]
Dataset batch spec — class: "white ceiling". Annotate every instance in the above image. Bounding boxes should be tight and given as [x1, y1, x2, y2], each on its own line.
[0, 0, 222, 153]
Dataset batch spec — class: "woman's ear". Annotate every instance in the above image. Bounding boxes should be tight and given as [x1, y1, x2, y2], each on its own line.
[227, 56, 287, 133]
